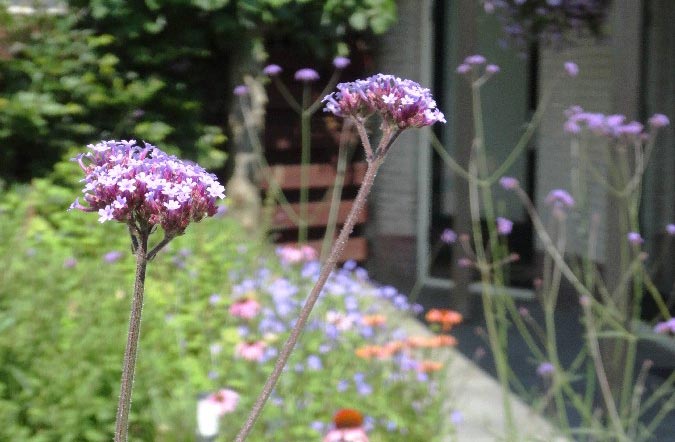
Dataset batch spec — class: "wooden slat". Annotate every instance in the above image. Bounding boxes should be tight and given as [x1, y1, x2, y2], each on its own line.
[261, 162, 367, 190]
[282, 237, 368, 262]
[271, 200, 367, 229]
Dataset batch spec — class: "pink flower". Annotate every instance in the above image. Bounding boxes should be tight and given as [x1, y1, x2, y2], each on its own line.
[323, 428, 369, 442]
[229, 298, 261, 320]
[654, 318, 675, 335]
[276, 244, 317, 264]
[235, 340, 267, 362]
[206, 388, 240, 416]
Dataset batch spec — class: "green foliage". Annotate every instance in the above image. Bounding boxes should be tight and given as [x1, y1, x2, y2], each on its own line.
[0, 172, 449, 441]
[0, 13, 226, 182]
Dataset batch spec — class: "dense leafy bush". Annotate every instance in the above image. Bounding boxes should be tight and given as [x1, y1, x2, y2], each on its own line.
[0, 13, 227, 182]
[0, 1, 397, 183]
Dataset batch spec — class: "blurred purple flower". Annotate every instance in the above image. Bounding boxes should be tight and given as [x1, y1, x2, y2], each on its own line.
[564, 61, 579, 77]
[537, 362, 555, 378]
[654, 318, 675, 335]
[465, 55, 486, 65]
[333, 56, 350, 69]
[486, 64, 500, 74]
[63, 257, 78, 268]
[649, 113, 670, 128]
[263, 64, 282, 76]
[456, 63, 471, 74]
[496, 217, 513, 236]
[450, 410, 464, 425]
[294, 68, 320, 82]
[499, 176, 519, 190]
[233, 85, 249, 96]
[104, 250, 122, 263]
[627, 232, 644, 245]
[545, 189, 575, 209]
[666, 224, 675, 236]
[307, 355, 323, 371]
[458, 258, 473, 268]
[343, 259, 358, 271]
[441, 228, 457, 244]
[336, 379, 349, 392]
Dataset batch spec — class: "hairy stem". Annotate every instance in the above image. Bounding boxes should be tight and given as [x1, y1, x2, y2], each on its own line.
[233, 151, 386, 442]
[114, 224, 149, 442]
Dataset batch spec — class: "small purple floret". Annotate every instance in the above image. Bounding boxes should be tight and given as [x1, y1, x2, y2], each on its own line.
[294, 68, 320, 82]
[545, 189, 575, 209]
[441, 228, 457, 244]
[499, 176, 519, 190]
[263, 64, 282, 76]
[564, 61, 579, 77]
[627, 232, 644, 245]
[333, 56, 350, 69]
[666, 224, 675, 236]
[456, 64, 471, 74]
[654, 318, 675, 335]
[496, 217, 513, 236]
[104, 250, 123, 263]
[537, 361, 555, 377]
[465, 55, 486, 65]
[649, 113, 670, 128]
[486, 64, 500, 74]
[233, 85, 249, 96]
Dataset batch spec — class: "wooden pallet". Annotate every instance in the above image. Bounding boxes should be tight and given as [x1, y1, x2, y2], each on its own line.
[262, 161, 368, 262]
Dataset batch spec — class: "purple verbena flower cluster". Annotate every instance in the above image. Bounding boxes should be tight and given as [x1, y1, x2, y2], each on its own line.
[70, 140, 225, 236]
[484, 0, 612, 49]
[564, 107, 670, 139]
[322, 74, 446, 129]
[456, 54, 500, 77]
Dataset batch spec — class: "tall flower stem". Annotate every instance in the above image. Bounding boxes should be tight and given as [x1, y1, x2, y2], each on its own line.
[298, 85, 312, 244]
[114, 223, 150, 442]
[234, 131, 391, 442]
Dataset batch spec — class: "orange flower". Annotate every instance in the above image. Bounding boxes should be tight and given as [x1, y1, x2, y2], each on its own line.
[425, 308, 444, 323]
[355, 345, 379, 359]
[433, 334, 458, 347]
[406, 334, 458, 348]
[425, 308, 463, 332]
[361, 314, 387, 327]
[333, 408, 364, 429]
[417, 360, 443, 373]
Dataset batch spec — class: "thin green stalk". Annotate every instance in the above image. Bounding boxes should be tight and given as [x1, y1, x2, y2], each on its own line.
[581, 300, 629, 441]
[543, 218, 571, 432]
[320, 122, 352, 262]
[468, 80, 516, 440]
